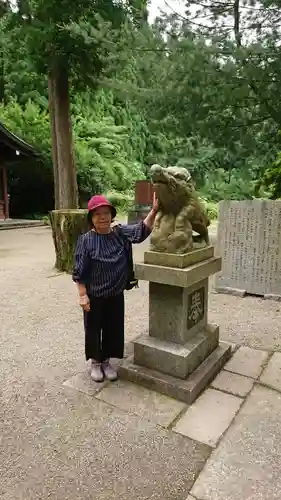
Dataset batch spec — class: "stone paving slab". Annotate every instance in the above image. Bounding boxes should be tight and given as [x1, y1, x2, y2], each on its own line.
[1, 390, 210, 500]
[211, 370, 254, 397]
[224, 346, 269, 379]
[260, 352, 281, 392]
[96, 379, 186, 428]
[220, 341, 238, 352]
[191, 385, 281, 500]
[63, 371, 108, 396]
[173, 389, 242, 447]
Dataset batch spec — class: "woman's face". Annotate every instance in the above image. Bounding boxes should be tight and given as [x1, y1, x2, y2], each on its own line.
[92, 206, 112, 233]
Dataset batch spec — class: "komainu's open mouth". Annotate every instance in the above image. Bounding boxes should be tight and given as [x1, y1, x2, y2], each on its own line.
[153, 179, 167, 184]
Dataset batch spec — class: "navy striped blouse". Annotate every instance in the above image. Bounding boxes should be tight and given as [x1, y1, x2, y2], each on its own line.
[73, 221, 151, 297]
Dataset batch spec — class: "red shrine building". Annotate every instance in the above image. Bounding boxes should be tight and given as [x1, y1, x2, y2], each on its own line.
[0, 122, 36, 219]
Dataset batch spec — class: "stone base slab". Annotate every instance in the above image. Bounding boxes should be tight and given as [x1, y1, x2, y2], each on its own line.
[135, 256, 222, 288]
[215, 286, 246, 297]
[134, 325, 219, 379]
[215, 287, 281, 302]
[264, 293, 281, 302]
[119, 343, 231, 405]
[144, 246, 214, 268]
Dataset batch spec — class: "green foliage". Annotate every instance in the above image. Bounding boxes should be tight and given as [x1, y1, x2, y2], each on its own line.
[199, 168, 256, 202]
[0, 99, 53, 216]
[113, 2, 281, 199]
[259, 151, 281, 199]
[5, 0, 125, 80]
[43, 215, 51, 225]
[206, 202, 218, 222]
[0, 94, 146, 215]
[105, 190, 134, 213]
[199, 198, 218, 221]
[2, 0, 281, 216]
[0, 99, 51, 161]
[73, 92, 145, 200]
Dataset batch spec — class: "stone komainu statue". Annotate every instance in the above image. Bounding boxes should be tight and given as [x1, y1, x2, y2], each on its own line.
[150, 164, 210, 254]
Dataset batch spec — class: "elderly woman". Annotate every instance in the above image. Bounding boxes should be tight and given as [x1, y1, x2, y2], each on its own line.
[73, 194, 158, 382]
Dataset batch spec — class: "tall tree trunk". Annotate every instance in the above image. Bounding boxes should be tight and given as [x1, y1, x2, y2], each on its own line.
[48, 72, 60, 209]
[50, 209, 88, 272]
[233, 0, 241, 48]
[49, 63, 78, 209]
[48, 62, 80, 272]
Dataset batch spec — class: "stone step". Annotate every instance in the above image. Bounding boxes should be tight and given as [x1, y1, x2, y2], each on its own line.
[0, 220, 45, 230]
[119, 342, 231, 405]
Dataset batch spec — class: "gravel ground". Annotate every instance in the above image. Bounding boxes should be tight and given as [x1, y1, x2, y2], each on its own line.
[1, 225, 281, 498]
[0, 225, 211, 499]
[1, 226, 280, 366]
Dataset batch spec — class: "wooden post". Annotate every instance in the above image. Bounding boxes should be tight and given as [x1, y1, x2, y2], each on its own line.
[2, 166, 9, 219]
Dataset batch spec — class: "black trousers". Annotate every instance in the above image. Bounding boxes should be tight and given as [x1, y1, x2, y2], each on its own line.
[83, 293, 125, 362]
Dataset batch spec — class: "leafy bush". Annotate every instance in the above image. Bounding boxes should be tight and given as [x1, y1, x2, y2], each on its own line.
[73, 92, 146, 199]
[105, 190, 134, 213]
[0, 93, 146, 216]
[42, 215, 51, 225]
[199, 168, 255, 202]
[259, 153, 281, 199]
[206, 202, 218, 220]
[199, 197, 218, 220]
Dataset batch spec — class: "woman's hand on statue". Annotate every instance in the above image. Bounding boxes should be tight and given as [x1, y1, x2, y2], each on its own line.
[152, 192, 159, 214]
[79, 294, 90, 312]
[143, 192, 159, 230]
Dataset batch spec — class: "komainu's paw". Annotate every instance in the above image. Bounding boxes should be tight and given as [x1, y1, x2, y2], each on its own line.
[166, 230, 193, 254]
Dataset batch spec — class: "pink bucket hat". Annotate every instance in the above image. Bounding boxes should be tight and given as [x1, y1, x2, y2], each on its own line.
[87, 195, 117, 218]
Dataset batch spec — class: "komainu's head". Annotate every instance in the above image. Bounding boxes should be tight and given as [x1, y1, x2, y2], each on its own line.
[150, 164, 193, 212]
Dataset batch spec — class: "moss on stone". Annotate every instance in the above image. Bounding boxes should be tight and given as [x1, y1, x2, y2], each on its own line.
[50, 209, 88, 273]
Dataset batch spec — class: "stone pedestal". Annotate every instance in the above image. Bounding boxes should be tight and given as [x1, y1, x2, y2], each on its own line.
[120, 247, 231, 404]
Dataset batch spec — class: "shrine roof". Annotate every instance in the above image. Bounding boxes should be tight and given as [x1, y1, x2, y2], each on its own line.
[0, 121, 37, 161]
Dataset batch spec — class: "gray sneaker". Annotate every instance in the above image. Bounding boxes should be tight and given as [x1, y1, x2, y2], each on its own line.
[90, 361, 104, 382]
[102, 360, 118, 381]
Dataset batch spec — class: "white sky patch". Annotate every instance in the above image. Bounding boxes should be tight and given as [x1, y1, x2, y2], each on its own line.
[149, 0, 186, 22]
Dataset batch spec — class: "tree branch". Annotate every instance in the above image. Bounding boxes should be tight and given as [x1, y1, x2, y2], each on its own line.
[230, 0, 281, 127]
[233, 0, 241, 47]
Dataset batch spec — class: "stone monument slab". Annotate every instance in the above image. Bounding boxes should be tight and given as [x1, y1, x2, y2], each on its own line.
[216, 200, 281, 298]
